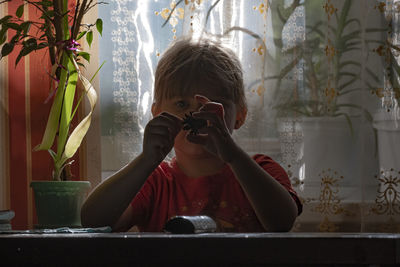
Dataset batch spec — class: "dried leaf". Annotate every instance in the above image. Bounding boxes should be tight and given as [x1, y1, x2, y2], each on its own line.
[60, 58, 97, 166]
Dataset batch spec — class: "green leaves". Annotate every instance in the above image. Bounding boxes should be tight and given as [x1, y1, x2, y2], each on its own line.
[76, 18, 103, 48]
[96, 19, 103, 36]
[39, 0, 54, 7]
[0, 0, 106, 180]
[15, 38, 37, 65]
[77, 51, 90, 63]
[76, 30, 87, 40]
[0, 14, 39, 64]
[16, 5, 24, 18]
[35, 53, 99, 181]
[60, 59, 98, 170]
[1, 42, 14, 57]
[0, 29, 7, 46]
[34, 53, 71, 154]
[4, 22, 21, 31]
[0, 15, 12, 24]
[86, 31, 93, 47]
[20, 21, 31, 35]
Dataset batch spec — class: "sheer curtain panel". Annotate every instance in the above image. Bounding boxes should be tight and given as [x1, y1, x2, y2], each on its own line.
[98, 0, 400, 232]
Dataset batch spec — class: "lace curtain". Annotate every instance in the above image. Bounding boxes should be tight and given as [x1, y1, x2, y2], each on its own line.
[98, 0, 400, 232]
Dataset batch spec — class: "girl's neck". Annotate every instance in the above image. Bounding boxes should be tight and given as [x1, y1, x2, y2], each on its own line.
[174, 153, 226, 178]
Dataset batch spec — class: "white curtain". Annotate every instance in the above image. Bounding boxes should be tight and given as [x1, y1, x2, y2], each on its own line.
[98, 0, 400, 232]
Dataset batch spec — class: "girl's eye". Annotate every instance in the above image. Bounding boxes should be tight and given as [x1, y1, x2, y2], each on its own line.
[175, 100, 188, 109]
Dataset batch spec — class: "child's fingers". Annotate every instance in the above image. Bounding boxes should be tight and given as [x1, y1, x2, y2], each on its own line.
[194, 94, 211, 105]
[146, 124, 173, 139]
[186, 126, 226, 156]
[199, 103, 224, 118]
[152, 112, 180, 125]
[165, 112, 184, 136]
[192, 111, 225, 130]
[194, 94, 225, 118]
[160, 111, 183, 123]
[159, 112, 183, 129]
[147, 133, 172, 147]
[152, 112, 182, 136]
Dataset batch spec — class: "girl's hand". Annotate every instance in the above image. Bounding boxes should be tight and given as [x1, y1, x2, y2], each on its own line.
[143, 112, 182, 164]
[186, 95, 239, 163]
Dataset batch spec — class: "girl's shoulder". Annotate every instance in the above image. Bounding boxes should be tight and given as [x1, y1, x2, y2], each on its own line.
[252, 153, 274, 162]
[252, 154, 288, 180]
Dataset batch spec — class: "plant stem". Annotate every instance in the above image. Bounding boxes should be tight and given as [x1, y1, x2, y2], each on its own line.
[72, 0, 88, 39]
[53, 0, 64, 42]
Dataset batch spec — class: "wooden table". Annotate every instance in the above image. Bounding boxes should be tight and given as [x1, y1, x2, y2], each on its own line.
[1, 232, 399, 266]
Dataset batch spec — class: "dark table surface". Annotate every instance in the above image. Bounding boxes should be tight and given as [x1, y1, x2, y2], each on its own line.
[1, 232, 400, 266]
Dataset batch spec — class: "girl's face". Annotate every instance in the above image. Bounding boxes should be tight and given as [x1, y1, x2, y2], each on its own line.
[152, 88, 241, 159]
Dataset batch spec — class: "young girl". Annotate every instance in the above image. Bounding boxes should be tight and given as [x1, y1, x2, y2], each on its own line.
[81, 37, 302, 232]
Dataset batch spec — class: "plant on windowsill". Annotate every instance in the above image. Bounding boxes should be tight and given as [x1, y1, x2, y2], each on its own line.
[271, 0, 378, 129]
[376, 3, 400, 110]
[0, 0, 105, 228]
[372, 3, 400, 174]
[269, 0, 385, 199]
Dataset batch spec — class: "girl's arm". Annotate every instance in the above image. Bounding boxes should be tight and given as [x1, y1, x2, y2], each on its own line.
[188, 96, 298, 231]
[81, 112, 182, 230]
[227, 146, 298, 232]
[80, 153, 158, 230]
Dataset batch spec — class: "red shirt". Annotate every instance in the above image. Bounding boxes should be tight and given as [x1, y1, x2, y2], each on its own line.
[130, 154, 302, 232]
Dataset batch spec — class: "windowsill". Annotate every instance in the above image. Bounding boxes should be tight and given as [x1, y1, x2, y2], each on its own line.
[1, 232, 399, 265]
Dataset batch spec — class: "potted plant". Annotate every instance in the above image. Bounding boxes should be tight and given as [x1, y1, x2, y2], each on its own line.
[372, 2, 400, 174]
[0, 0, 104, 228]
[267, 0, 386, 231]
[282, 3, 376, 161]
[365, 3, 400, 232]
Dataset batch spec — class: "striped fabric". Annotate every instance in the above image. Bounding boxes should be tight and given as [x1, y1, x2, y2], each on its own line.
[1, 0, 82, 230]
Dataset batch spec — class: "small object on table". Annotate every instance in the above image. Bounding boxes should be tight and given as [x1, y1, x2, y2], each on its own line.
[0, 210, 15, 231]
[164, 215, 217, 234]
[182, 112, 207, 135]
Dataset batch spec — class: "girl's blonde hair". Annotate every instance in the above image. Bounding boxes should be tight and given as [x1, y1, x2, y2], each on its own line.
[154, 37, 246, 110]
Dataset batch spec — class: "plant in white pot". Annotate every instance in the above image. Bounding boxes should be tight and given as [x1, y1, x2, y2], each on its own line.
[269, 0, 384, 231]
[364, 3, 400, 232]
[0, 0, 104, 228]
[274, 1, 368, 179]
[372, 3, 400, 174]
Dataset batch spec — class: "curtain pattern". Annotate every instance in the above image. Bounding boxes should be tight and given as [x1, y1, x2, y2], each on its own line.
[99, 0, 400, 232]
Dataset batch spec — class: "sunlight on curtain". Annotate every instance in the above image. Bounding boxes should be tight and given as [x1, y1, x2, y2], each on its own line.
[0, 55, 8, 211]
[0, 3, 9, 211]
[98, 0, 400, 232]
[99, 0, 181, 177]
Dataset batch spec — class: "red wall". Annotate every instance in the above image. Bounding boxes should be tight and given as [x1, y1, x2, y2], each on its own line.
[6, 0, 81, 229]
